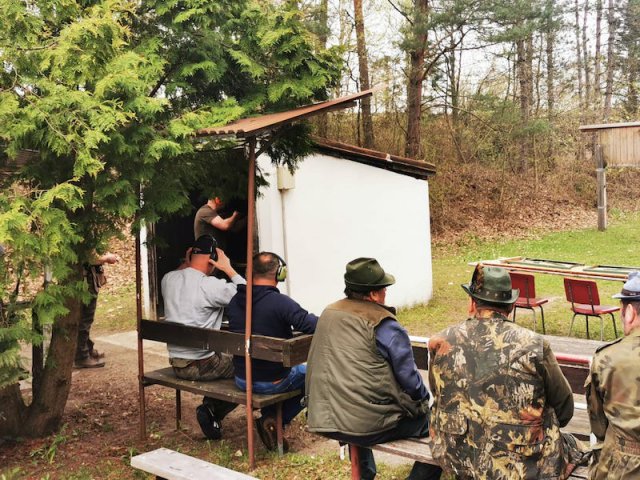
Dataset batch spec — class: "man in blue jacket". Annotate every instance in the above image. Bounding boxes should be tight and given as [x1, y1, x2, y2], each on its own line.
[227, 252, 318, 451]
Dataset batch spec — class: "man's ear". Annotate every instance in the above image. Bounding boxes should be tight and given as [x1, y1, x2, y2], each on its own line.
[468, 298, 477, 315]
[186, 247, 193, 261]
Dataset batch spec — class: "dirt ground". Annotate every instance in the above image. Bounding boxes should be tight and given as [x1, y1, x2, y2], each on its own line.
[3, 166, 640, 479]
[1, 332, 331, 479]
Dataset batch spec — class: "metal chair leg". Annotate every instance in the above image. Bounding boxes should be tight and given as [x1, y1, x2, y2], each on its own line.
[611, 313, 618, 338]
[569, 313, 578, 337]
[599, 315, 604, 342]
[586, 315, 590, 339]
[540, 306, 546, 334]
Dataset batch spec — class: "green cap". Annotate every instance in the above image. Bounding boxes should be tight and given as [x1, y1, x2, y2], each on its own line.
[462, 264, 519, 305]
[344, 257, 396, 292]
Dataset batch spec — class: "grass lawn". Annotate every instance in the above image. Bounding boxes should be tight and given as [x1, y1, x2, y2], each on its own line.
[65, 212, 637, 479]
[398, 210, 640, 342]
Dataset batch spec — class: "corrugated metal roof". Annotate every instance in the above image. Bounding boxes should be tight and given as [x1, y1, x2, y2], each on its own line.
[580, 121, 640, 131]
[196, 89, 374, 138]
[313, 137, 436, 180]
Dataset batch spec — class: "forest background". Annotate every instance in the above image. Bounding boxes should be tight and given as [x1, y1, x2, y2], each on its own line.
[308, 0, 640, 238]
[1, 0, 640, 474]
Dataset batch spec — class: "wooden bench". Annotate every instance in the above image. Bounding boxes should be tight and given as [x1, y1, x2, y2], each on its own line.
[131, 447, 257, 479]
[138, 319, 312, 454]
[344, 343, 593, 479]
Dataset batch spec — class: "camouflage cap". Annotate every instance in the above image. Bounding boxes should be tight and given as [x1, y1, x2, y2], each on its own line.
[344, 257, 395, 292]
[612, 271, 640, 300]
[462, 264, 519, 304]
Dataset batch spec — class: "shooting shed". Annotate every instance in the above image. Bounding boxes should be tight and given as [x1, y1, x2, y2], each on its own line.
[257, 138, 436, 314]
[580, 121, 640, 230]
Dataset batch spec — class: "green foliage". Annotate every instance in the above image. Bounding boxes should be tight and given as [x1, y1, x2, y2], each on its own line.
[0, 0, 340, 408]
[399, 212, 640, 341]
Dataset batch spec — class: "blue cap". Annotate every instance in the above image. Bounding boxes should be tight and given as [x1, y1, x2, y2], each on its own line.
[613, 271, 640, 300]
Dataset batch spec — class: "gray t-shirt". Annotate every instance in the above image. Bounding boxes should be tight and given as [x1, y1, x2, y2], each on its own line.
[194, 204, 227, 249]
[161, 267, 246, 360]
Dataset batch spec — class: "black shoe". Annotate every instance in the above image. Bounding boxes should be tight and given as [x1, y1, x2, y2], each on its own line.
[196, 404, 221, 440]
[256, 416, 289, 452]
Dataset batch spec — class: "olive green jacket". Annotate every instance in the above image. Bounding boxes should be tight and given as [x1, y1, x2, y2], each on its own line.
[429, 311, 586, 479]
[586, 328, 640, 480]
[305, 298, 427, 436]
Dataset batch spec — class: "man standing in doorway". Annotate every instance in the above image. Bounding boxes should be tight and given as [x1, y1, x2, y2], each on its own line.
[306, 257, 442, 480]
[586, 271, 640, 479]
[194, 196, 240, 250]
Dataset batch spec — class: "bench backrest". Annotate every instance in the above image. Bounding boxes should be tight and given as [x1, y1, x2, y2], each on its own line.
[411, 344, 590, 395]
[140, 319, 312, 367]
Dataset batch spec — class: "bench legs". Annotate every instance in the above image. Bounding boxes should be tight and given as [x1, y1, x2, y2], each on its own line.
[176, 389, 182, 430]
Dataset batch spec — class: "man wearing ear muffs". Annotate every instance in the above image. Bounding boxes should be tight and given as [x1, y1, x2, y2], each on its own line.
[429, 264, 590, 479]
[227, 252, 318, 452]
[162, 235, 246, 441]
[586, 271, 640, 480]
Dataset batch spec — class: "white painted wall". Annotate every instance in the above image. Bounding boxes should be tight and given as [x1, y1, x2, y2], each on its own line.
[256, 151, 433, 315]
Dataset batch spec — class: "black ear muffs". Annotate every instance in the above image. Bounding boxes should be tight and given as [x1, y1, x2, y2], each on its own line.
[264, 252, 287, 282]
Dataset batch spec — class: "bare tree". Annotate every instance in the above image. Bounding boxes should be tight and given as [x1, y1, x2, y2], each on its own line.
[545, 0, 556, 116]
[594, 0, 602, 110]
[354, 0, 375, 147]
[604, 0, 616, 118]
[575, 0, 584, 109]
[405, 0, 429, 158]
[582, 0, 591, 111]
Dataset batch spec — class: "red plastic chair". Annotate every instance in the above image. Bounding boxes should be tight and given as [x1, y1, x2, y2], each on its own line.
[564, 277, 620, 341]
[510, 272, 549, 333]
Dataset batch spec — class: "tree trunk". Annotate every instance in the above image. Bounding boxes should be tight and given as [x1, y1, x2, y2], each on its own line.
[594, 0, 602, 110]
[405, 0, 429, 159]
[604, 0, 615, 119]
[516, 37, 532, 172]
[0, 265, 84, 438]
[353, 0, 374, 148]
[583, 0, 591, 111]
[575, 0, 584, 109]
[546, 0, 555, 116]
[316, 0, 329, 138]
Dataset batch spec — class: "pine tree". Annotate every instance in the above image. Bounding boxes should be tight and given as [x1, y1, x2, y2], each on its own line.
[0, 0, 340, 438]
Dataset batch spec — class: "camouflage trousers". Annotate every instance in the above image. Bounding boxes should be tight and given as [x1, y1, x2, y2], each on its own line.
[170, 353, 237, 420]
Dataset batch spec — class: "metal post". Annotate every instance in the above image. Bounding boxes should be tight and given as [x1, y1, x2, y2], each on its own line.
[595, 143, 607, 231]
[245, 138, 257, 469]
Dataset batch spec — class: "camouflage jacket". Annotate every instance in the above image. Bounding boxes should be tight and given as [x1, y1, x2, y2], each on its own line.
[586, 328, 640, 480]
[429, 311, 585, 479]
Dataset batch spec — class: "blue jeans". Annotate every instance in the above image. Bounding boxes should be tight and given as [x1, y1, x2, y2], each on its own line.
[235, 364, 306, 426]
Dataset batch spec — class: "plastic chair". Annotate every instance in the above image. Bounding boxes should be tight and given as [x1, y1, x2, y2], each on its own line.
[563, 277, 620, 341]
[510, 272, 549, 333]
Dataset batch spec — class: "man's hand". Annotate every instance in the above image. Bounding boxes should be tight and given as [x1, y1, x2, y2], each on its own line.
[210, 248, 237, 277]
[98, 253, 120, 265]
